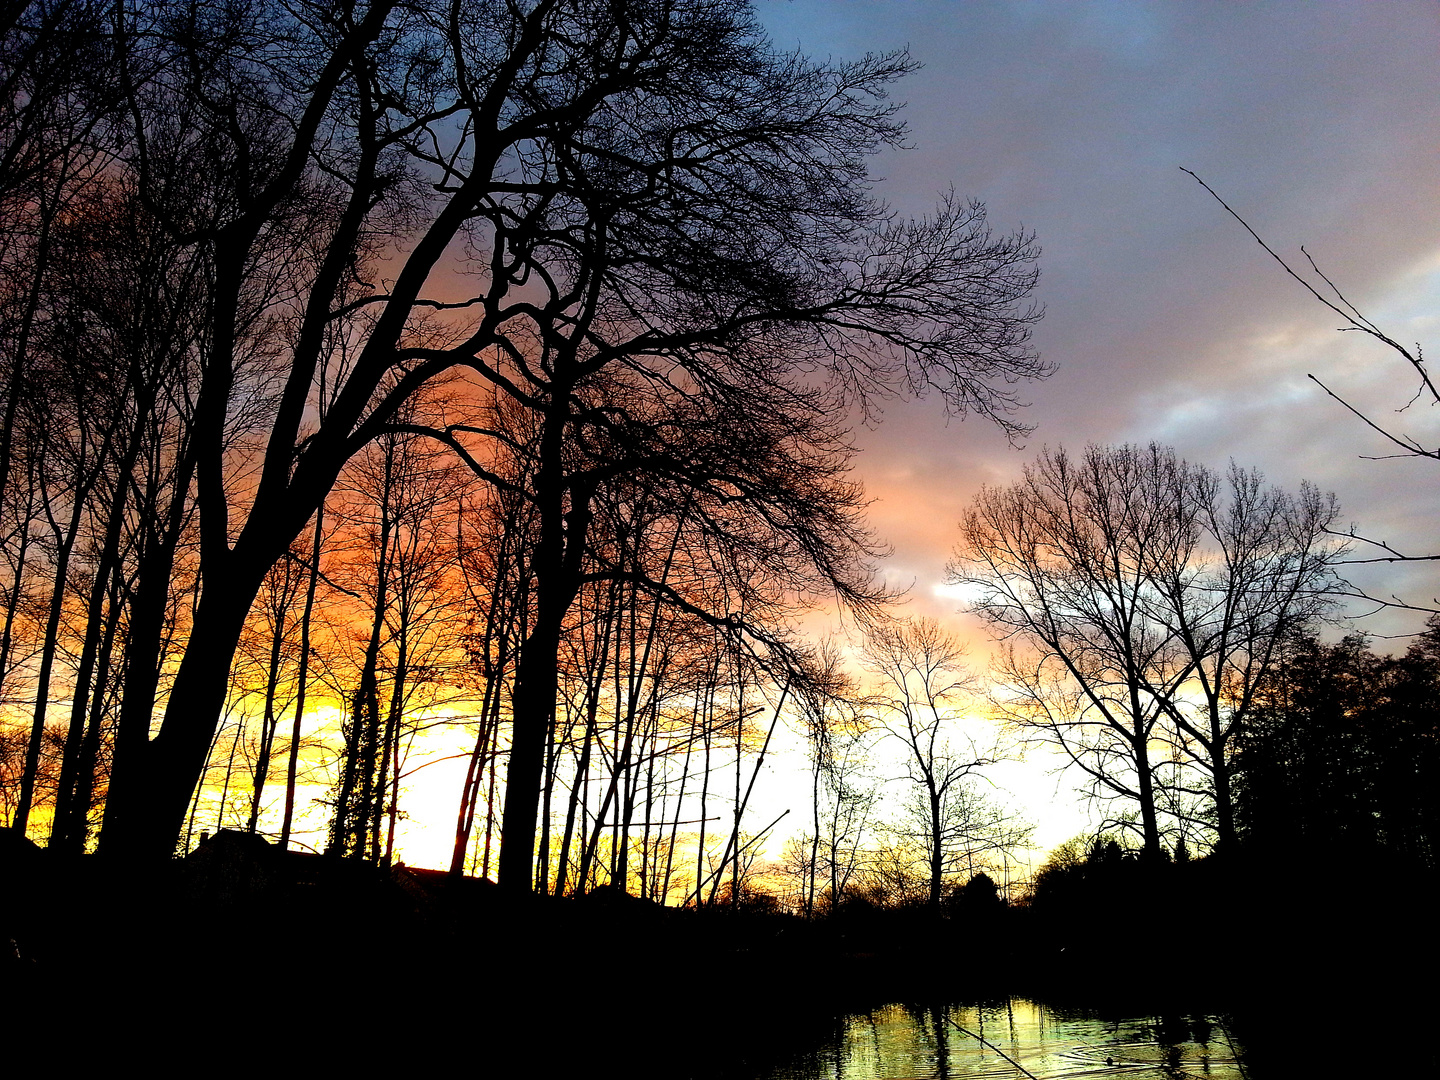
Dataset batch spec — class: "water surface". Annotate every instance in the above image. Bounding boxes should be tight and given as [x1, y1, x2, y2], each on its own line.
[762, 998, 1247, 1079]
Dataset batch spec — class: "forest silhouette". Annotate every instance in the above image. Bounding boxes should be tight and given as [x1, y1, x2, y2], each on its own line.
[2, 3, 1437, 1074]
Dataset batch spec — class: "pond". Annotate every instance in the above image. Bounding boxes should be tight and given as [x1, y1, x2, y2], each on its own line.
[759, 998, 1248, 1080]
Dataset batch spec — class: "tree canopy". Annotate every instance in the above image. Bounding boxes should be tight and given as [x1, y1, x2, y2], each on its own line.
[0, 1, 1049, 879]
[952, 442, 1343, 856]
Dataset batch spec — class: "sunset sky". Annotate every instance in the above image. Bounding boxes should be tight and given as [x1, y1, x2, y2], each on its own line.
[738, 1, 1440, 858]
[330, 3, 1440, 874]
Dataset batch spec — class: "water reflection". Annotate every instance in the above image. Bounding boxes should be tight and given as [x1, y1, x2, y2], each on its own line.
[763, 999, 1247, 1080]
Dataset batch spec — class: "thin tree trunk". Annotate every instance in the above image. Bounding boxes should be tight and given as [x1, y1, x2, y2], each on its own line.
[727, 651, 745, 908]
[0, 453, 38, 698]
[51, 555, 122, 852]
[661, 720, 692, 906]
[15, 459, 91, 834]
[183, 724, 226, 853]
[214, 715, 242, 832]
[246, 593, 290, 836]
[280, 505, 324, 849]
[450, 633, 508, 875]
[640, 705, 657, 901]
[67, 564, 124, 851]
[480, 705, 501, 880]
[50, 502, 123, 846]
[808, 751, 822, 917]
[374, 627, 408, 865]
[693, 663, 715, 907]
[710, 679, 789, 907]
[536, 689, 559, 891]
[553, 582, 614, 895]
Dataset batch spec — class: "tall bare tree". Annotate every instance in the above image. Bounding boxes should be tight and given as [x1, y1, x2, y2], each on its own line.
[956, 446, 1203, 858]
[864, 618, 1009, 906]
[21, 0, 1052, 869]
[1142, 460, 1342, 850]
[954, 443, 1343, 855]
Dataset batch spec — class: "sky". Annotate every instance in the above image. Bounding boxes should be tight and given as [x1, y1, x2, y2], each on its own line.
[730, 0, 1440, 860]
[755, 0, 1440, 622]
[336, 2, 1440, 875]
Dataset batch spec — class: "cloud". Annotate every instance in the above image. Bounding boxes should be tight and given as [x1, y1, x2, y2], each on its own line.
[756, 0, 1440, 846]
[760, 0, 1440, 627]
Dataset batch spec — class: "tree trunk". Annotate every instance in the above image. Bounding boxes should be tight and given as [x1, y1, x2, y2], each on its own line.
[1211, 736, 1235, 854]
[14, 469, 88, 834]
[280, 506, 324, 849]
[1133, 734, 1162, 860]
[246, 596, 289, 836]
[97, 431, 201, 858]
[50, 487, 125, 847]
[552, 607, 609, 895]
[928, 788, 944, 907]
[496, 408, 588, 890]
[99, 553, 269, 859]
[0, 455, 38, 698]
[66, 568, 123, 851]
[374, 628, 408, 864]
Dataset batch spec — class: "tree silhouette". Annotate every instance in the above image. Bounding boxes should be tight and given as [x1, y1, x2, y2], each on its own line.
[954, 443, 1342, 856]
[1235, 622, 1440, 867]
[864, 618, 1015, 906]
[0, 3, 1046, 870]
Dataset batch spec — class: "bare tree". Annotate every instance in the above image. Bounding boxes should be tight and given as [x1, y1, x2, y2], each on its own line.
[449, 426, 534, 878]
[818, 740, 879, 911]
[792, 640, 873, 915]
[864, 618, 1007, 906]
[956, 445, 1205, 858]
[954, 443, 1343, 855]
[5, 0, 1051, 868]
[236, 548, 306, 838]
[1145, 460, 1343, 850]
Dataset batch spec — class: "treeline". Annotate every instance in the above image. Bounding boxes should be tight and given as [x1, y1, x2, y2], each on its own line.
[0, 0, 1048, 896]
[954, 442, 1346, 863]
[6, 1, 1425, 913]
[1234, 622, 1440, 869]
[1025, 618, 1440, 901]
[1018, 629, 1440, 1067]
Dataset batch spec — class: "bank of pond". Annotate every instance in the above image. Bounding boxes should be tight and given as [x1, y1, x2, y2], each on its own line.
[3, 832, 1435, 1074]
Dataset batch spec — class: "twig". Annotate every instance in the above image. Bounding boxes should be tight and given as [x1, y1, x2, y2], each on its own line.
[944, 1014, 1040, 1080]
[1308, 374, 1440, 461]
[283, 548, 362, 598]
[1213, 1015, 1250, 1080]
[1182, 168, 1432, 397]
[1325, 525, 1440, 564]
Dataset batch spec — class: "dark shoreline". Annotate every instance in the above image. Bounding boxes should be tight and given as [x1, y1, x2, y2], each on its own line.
[4, 837, 1435, 1075]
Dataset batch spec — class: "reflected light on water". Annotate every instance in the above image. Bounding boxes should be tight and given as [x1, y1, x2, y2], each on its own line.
[764, 999, 1247, 1080]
